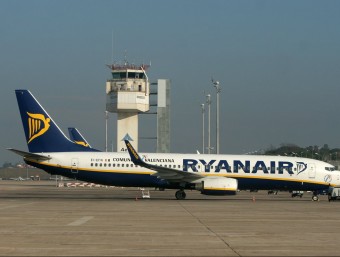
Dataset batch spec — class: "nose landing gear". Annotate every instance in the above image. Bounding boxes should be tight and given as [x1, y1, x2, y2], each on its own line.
[312, 191, 319, 201]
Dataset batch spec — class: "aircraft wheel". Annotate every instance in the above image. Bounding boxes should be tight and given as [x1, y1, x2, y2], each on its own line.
[175, 190, 186, 200]
[312, 195, 319, 201]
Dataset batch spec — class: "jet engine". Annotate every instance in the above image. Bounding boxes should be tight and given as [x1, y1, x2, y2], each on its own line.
[195, 177, 238, 195]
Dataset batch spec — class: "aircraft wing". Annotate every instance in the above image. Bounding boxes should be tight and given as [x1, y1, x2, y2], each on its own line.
[7, 148, 51, 161]
[124, 140, 202, 182]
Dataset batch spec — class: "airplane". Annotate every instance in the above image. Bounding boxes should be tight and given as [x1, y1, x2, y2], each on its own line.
[8, 89, 340, 200]
[68, 127, 92, 148]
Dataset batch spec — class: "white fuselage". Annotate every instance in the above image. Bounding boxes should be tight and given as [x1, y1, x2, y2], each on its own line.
[26, 151, 340, 191]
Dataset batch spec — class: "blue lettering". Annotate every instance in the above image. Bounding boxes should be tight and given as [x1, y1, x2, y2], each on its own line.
[252, 161, 269, 174]
[278, 161, 294, 175]
[215, 160, 232, 173]
[199, 159, 216, 172]
[234, 160, 250, 173]
[270, 161, 276, 174]
[183, 159, 198, 172]
[183, 159, 293, 175]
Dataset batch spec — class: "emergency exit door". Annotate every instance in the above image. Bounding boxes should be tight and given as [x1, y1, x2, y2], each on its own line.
[308, 163, 316, 178]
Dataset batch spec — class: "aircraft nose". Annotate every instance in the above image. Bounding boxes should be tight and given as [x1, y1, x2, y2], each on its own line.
[334, 170, 340, 183]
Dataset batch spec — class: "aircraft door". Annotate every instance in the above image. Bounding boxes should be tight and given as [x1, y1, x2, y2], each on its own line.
[71, 158, 79, 174]
[308, 163, 316, 178]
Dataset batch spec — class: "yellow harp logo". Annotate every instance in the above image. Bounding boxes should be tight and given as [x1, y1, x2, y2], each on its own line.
[27, 112, 51, 143]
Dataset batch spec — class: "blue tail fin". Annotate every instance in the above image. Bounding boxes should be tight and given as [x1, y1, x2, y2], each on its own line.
[68, 127, 92, 148]
[15, 90, 100, 153]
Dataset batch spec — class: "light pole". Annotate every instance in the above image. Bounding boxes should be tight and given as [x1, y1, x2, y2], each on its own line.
[206, 94, 211, 154]
[212, 79, 221, 154]
[201, 104, 205, 154]
[105, 111, 108, 152]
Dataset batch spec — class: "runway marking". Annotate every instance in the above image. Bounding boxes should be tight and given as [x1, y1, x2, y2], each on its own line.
[68, 216, 94, 226]
[0, 202, 35, 210]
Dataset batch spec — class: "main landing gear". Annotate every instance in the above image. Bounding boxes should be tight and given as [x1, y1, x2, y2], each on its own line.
[175, 190, 186, 200]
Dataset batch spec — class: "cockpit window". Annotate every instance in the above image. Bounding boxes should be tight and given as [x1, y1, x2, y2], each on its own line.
[325, 167, 335, 171]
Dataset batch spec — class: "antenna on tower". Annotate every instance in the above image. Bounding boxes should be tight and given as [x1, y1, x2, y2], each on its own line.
[124, 50, 128, 65]
[111, 30, 114, 63]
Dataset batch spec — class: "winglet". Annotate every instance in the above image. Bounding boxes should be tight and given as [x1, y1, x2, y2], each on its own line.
[124, 140, 144, 166]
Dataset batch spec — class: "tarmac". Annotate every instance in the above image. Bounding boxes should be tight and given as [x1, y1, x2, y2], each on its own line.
[0, 180, 340, 256]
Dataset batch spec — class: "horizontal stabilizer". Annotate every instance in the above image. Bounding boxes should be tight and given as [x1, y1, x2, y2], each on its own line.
[7, 148, 51, 160]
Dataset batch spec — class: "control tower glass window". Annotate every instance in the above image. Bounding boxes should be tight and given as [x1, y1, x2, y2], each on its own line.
[112, 72, 127, 79]
[127, 72, 145, 79]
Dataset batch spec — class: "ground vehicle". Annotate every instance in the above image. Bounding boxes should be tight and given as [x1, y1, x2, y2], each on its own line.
[328, 187, 340, 202]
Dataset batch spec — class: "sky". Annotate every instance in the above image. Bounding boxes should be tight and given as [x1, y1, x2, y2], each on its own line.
[1, 0, 340, 165]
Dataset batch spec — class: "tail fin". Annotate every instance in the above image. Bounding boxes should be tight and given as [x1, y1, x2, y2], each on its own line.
[68, 127, 92, 148]
[15, 90, 99, 153]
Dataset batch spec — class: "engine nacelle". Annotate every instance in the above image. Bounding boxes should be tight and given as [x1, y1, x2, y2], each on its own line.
[195, 177, 238, 195]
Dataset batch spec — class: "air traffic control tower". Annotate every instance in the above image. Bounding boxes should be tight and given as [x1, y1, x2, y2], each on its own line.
[106, 63, 150, 151]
